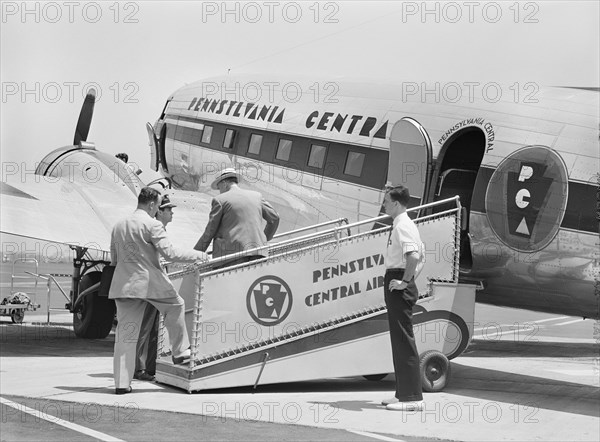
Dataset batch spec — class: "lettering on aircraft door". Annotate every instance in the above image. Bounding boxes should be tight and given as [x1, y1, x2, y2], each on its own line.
[388, 118, 432, 205]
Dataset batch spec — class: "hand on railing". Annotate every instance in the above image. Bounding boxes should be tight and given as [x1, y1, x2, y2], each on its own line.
[195, 251, 210, 265]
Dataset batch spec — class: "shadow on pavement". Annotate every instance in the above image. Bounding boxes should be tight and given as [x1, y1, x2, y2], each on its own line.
[446, 361, 599, 417]
[0, 323, 114, 358]
[3, 323, 598, 420]
[464, 339, 599, 358]
[54, 385, 163, 395]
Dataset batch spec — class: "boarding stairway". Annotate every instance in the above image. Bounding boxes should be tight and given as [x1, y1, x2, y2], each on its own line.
[156, 196, 477, 392]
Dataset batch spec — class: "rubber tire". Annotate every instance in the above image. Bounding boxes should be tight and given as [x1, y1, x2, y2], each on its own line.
[420, 350, 451, 392]
[73, 271, 115, 339]
[10, 309, 24, 324]
[363, 374, 388, 381]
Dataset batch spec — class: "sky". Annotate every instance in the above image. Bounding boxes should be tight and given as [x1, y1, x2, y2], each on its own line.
[1, 0, 599, 178]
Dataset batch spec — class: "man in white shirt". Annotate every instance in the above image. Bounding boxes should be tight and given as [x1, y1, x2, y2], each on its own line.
[380, 185, 425, 411]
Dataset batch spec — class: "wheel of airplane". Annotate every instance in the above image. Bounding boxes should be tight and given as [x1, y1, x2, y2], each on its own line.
[73, 271, 115, 339]
[10, 309, 24, 324]
[419, 350, 451, 392]
[363, 374, 388, 381]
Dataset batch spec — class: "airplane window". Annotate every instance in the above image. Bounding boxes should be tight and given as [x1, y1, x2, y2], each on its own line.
[276, 139, 292, 161]
[223, 129, 235, 149]
[308, 144, 327, 168]
[201, 126, 213, 144]
[174, 126, 192, 144]
[184, 127, 198, 144]
[174, 124, 185, 140]
[248, 134, 263, 155]
[344, 151, 365, 177]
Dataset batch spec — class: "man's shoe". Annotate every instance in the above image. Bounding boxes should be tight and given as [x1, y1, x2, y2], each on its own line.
[115, 386, 132, 395]
[172, 348, 194, 365]
[381, 397, 399, 406]
[386, 400, 424, 411]
[133, 371, 155, 381]
[172, 354, 190, 365]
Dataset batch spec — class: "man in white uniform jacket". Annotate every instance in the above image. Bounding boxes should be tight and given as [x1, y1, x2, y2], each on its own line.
[109, 187, 208, 394]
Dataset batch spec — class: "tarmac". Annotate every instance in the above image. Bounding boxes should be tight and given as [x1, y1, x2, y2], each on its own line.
[1, 308, 598, 442]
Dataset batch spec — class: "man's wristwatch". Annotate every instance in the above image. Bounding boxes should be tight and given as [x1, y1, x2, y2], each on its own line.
[401, 279, 411, 284]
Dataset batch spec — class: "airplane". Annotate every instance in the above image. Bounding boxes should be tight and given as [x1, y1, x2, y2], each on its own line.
[147, 75, 599, 319]
[1, 75, 598, 342]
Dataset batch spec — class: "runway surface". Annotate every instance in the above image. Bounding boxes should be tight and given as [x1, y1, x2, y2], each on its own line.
[1, 300, 598, 441]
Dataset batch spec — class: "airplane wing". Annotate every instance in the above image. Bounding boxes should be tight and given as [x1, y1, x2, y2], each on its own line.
[0, 87, 142, 254]
[1, 174, 213, 254]
[1, 174, 136, 252]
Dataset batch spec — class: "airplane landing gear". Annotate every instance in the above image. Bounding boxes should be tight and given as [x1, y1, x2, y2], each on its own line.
[73, 271, 115, 339]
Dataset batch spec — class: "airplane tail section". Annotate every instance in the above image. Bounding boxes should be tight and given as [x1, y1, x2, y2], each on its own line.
[156, 197, 477, 392]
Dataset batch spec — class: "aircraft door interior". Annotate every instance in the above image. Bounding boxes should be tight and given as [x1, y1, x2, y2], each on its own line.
[158, 125, 168, 172]
[433, 128, 486, 270]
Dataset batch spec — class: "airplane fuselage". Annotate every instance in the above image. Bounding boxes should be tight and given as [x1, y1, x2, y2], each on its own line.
[150, 77, 599, 319]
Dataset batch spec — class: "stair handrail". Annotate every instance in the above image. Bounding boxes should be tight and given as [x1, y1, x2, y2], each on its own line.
[168, 196, 462, 280]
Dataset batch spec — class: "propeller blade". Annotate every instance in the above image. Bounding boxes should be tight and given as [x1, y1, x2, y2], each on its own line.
[73, 88, 96, 145]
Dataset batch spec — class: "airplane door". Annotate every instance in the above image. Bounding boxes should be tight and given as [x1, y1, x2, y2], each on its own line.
[146, 122, 160, 171]
[388, 118, 433, 208]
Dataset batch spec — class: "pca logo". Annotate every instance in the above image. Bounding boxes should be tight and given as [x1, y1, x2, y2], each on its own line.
[485, 146, 568, 252]
[246, 276, 293, 326]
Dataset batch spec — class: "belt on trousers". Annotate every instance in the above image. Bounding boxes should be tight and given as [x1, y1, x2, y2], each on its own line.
[385, 268, 405, 272]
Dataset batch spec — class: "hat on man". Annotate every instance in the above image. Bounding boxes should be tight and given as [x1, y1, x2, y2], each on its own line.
[159, 195, 177, 209]
[211, 168, 241, 190]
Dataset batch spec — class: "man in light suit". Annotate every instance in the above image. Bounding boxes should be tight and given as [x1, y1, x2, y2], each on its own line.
[194, 168, 280, 266]
[109, 187, 208, 394]
[133, 194, 176, 382]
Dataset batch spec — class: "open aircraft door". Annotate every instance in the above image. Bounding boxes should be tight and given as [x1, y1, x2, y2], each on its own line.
[388, 118, 433, 211]
[146, 122, 160, 172]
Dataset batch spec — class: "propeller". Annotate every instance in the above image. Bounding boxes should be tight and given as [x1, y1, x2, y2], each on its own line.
[73, 88, 96, 145]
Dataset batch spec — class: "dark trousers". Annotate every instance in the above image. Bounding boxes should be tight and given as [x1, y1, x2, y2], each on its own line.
[384, 269, 423, 401]
[135, 303, 159, 376]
